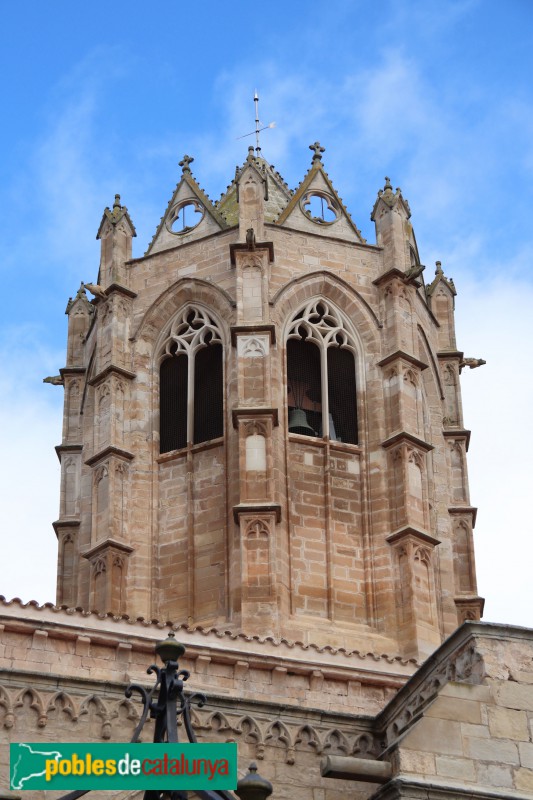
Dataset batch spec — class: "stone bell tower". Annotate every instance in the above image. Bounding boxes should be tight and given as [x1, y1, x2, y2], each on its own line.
[53, 142, 483, 663]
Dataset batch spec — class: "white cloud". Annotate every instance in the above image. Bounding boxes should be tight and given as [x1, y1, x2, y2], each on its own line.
[456, 277, 533, 627]
[0, 327, 63, 604]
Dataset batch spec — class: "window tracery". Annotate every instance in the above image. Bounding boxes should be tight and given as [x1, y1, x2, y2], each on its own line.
[159, 306, 223, 453]
[286, 300, 358, 444]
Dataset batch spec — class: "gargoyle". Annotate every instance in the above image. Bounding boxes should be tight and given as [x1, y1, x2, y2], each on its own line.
[84, 282, 106, 299]
[404, 263, 425, 283]
[460, 357, 486, 373]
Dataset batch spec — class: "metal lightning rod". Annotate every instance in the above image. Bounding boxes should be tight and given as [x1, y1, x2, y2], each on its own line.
[236, 91, 275, 153]
[254, 90, 261, 153]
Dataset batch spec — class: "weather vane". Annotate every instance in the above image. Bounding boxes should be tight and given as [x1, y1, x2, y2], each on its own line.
[237, 91, 275, 154]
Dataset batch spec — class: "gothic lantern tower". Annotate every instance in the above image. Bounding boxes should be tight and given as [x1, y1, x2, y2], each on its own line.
[54, 144, 483, 663]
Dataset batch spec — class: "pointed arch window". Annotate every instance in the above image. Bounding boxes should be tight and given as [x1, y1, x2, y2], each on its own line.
[286, 300, 358, 444]
[159, 306, 223, 453]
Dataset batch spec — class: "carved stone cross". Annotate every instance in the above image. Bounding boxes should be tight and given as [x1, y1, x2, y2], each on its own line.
[179, 154, 194, 173]
[309, 141, 325, 162]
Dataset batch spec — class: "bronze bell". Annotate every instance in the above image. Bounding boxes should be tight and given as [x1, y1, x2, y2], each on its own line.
[288, 408, 315, 436]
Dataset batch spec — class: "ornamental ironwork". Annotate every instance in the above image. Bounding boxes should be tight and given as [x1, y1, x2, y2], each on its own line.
[58, 632, 272, 800]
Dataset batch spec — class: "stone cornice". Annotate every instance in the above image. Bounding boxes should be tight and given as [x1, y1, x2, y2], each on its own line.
[0, 597, 418, 679]
[381, 431, 434, 452]
[81, 538, 134, 560]
[88, 364, 136, 386]
[52, 519, 81, 535]
[372, 268, 407, 287]
[377, 350, 428, 371]
[232, 408, 279, 427]
[84, 445, 134, 467]
[448, 505, 478, 527]
[230, 240, 274, 265]
[442, 429, 471, 450]
[455, 595, 485, 615]
[233, 503, 282, 524]
[105, 282, 137, 299]
[55, 444, 83, 462]
[437, 350, 464, 361]
[386, 526, 441, 548]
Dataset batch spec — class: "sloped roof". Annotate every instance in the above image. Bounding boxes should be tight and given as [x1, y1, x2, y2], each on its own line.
[216, 146, 293, 226]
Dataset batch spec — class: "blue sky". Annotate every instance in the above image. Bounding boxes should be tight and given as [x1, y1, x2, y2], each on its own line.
[1, 0, 532, 628]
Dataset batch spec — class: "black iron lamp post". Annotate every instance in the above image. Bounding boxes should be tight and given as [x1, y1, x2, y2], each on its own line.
[58, 632, 271, 800]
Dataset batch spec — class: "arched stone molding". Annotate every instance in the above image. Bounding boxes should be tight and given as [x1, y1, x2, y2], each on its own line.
[131, 277, 234, 351]
[272, 271, 382, 353]
[46, 691, 78, 723]
[265, 719, 295, 764]
[79, 694, 112, 739]
[234, 715, 266, 759]
[277, 282, 377, 441]
[294, 723, 322, 754]
[0, 685, 14, 729]
[140, 288, 230, 458]
[13, 688, 47, 729]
